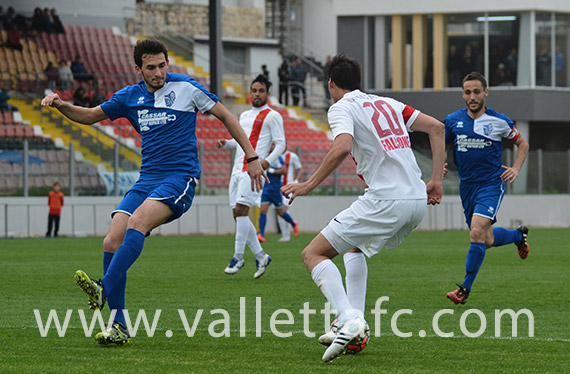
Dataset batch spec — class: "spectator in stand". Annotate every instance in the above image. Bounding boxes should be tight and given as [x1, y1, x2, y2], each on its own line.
[290, 58, 307, 107]
[5, 23, 23, 51]
[2, 6, 16, 30]
[45, 61, 59, 92]
[46, 182, 64, 238]
[58, 59, 73, 90]
[447, 45, 462, 87]
[278, 60, 290, 106]
[50, 8, 65, 34]
[0, 85, 19, 112]
[43, 8, 55, 33]
[31, 7, 46, 33]
[261, 64, 270, 81]
[73, 86, 91, 108]
[91, 89, 107, 107]
[71, 54, 95, 84]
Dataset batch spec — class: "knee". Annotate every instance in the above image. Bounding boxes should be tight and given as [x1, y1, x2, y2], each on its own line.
[127, 212, 146, 231]
[469, 227, 486, 242]
[103, 234, 121, 253]
[301, 248, 311, 266]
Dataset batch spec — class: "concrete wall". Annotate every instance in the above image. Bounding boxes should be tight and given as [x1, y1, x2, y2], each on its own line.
[1, 194, 569, 238]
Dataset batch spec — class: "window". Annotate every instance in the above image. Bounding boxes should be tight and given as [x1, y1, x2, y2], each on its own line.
[446, 13, 485, 87]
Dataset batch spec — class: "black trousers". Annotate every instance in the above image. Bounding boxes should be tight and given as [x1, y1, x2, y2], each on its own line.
[47, 214, 61, 237]
[279, 83, 289, 106]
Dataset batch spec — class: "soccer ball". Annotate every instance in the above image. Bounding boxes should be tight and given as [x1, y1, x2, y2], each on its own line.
[344, 321, 370, 355]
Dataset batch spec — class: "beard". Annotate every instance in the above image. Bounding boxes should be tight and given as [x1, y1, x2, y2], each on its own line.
[466, 100, 485, 114]
[252, 98, 267, 108]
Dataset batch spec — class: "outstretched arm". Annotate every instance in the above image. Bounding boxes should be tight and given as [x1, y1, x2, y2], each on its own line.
[281, 133, 352, 204]
[41, 92, 107, 125]
[410, 113, 445, 205]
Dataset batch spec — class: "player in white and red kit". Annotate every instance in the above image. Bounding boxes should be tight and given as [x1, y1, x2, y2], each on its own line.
[217, 74, 285, 279]
[282, 54, 446, 362]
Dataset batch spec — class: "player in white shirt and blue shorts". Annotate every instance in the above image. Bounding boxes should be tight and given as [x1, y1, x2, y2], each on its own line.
[41, 39, 265, 346]
[282, 54, 446, 362]
[217, 74, 286, 279]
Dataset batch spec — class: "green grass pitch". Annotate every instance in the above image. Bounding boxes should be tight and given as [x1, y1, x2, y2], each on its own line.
[1, 229, 569, 373]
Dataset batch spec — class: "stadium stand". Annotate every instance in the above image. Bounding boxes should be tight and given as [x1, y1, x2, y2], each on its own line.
[0, 20, 365, 194]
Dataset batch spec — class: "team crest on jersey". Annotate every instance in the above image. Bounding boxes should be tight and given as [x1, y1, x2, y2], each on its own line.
[165, 91, 176, 107]
[483, 123, 493, 136]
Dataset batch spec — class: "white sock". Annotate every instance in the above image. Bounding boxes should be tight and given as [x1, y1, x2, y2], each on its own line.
[343, 252, 367, 316]
[234, 216, 249, 261]
[245, 217, 266, 261]
[278, 215, 290, 239]
[311, 259, 358, 325]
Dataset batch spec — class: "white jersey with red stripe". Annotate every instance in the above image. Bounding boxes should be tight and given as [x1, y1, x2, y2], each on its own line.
[282, 150, 302, 186]
[227, 104, 286, 175]
[327, 89, 426, 200]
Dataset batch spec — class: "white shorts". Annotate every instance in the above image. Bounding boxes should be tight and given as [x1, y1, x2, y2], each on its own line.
[321, 195, 427, 257]
[229, 171, 263, 208]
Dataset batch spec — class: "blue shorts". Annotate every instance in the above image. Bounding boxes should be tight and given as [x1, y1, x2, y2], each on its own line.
[113, 174, 197, 223]
[261, 187, 284, 209]
[460, 179, 505, 228]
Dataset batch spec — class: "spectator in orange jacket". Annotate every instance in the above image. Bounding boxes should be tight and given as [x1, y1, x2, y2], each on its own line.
[46, 181, 64, 238]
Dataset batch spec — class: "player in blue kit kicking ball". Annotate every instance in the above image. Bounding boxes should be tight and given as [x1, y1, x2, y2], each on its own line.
[444, 72, 530, 305]
[41, 38, 265, 345]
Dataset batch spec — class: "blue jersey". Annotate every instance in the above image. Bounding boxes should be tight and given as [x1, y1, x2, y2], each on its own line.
[264, 156, 285, 194]
[101, 73, 218, 180]
[444, 107, 519, 183]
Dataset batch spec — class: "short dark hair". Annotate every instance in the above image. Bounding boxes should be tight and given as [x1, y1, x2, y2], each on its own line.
[134, 39, 169, 68]
[462, 72, 487, 90]
[251, 74, 271, 91]
[325, 54, 361, 91]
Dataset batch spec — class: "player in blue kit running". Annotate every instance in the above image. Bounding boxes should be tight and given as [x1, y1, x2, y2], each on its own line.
[444, 72, 530, 305]
[41, 38, 265, 345]
[257, 147, 298, 242]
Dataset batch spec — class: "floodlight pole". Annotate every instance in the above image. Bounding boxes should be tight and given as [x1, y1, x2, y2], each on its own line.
[209, 0, 223, 97]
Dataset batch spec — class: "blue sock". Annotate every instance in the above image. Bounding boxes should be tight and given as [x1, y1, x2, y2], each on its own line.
[281, 211, 296, 227]
[103, 251, 113, 274]
[258, 214, 267, 236]
[101, 229, 145, 295]
[103, 251, 126, 326]
[463, 242, 486, 291]
[492, 227, 523, 247]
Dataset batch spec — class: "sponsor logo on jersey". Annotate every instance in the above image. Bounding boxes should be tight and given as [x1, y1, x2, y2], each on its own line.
[456, 134, 492, 152]
[457, 121, 463, 128]
[137, 96, 145, 104]
[165, 91, 176, 107]
[137, 109, 177, 131]
[483, 123, 493, 136]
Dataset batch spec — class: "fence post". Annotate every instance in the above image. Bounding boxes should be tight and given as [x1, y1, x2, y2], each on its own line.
[333, 169, 338, 196]
[23, 139, 29, 197]
[69, 143, 75, 196]
[505, 148, 512, 194]
[114, 143, 119, 196]
[537, 148, 543, 194]
[199, 142, 204, 195]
